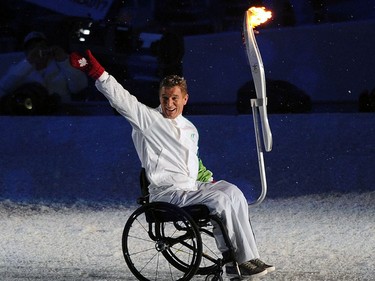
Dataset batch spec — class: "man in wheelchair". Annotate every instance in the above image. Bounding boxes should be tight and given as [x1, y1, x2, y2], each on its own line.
[70, 50, 274, 278]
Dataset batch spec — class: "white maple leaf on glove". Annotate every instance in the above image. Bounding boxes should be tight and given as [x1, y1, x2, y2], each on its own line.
[78, 57, 88, 67]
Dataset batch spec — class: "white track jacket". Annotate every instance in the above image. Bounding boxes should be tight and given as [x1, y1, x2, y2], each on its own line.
[96, 72, 199, 196]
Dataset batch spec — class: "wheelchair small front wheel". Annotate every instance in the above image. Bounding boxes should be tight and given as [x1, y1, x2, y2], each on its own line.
[122, 202, 202, 281]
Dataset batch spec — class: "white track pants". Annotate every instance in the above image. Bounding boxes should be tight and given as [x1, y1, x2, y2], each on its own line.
[151, 180, 260, 264]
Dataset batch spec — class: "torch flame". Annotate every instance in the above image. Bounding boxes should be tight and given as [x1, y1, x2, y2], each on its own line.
[247, 6, 272, 28]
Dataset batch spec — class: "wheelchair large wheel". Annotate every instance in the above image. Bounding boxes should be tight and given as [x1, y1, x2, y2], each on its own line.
[122, 202, 202, 281]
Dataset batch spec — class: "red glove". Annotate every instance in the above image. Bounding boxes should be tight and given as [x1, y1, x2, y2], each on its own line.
[69, 50, 105, 80]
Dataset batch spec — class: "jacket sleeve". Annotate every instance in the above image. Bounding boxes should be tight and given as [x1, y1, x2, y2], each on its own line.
[95, 72, 155, 131]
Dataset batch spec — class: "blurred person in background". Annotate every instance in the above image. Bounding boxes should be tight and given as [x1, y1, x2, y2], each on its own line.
[0, 31, 88, 115]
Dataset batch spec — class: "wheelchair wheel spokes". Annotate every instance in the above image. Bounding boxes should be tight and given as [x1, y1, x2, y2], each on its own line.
[123, 208, 160, 280]
[123, 202, 202, 281]
[197, 225, 223, 275]
[159, 221, 198, 271]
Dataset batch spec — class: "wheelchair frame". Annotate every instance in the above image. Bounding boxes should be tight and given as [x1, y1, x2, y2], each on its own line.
[122, 169, 242, 281]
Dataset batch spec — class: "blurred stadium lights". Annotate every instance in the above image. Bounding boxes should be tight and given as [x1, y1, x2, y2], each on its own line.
[77, 22, 92, 42]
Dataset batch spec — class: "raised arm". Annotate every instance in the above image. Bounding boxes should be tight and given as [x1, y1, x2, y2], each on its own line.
[70, 50, 155, 130]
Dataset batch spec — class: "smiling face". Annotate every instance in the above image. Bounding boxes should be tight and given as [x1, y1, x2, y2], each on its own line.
[160, 86, 188, 119]
[159, 75, 189, 119]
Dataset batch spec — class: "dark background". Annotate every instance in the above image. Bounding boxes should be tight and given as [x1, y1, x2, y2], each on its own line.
[0, 0, 374, 115]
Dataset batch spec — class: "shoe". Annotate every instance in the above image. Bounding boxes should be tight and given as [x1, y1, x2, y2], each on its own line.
[226, 261, 267, 277]
[251, 258, 275, 272]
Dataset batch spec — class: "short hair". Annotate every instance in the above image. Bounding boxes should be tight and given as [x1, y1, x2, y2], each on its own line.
[159, 75, 188, 95]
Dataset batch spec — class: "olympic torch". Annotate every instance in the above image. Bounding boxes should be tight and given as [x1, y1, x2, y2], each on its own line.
[243, 7, 272, 206]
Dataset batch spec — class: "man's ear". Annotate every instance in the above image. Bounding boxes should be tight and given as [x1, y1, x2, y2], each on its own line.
[183, 93, 189, 105]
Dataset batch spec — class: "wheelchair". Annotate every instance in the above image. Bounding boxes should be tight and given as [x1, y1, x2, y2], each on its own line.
[122, 169, 242, 281]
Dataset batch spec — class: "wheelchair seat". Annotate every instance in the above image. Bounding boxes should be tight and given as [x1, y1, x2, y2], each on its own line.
[138, 168, 211, 222]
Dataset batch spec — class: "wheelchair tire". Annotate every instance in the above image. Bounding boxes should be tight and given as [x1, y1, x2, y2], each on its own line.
[122, 202, 203, 281]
